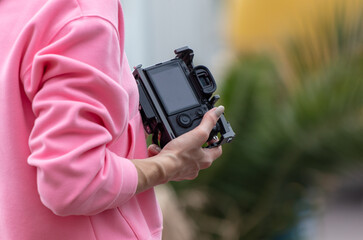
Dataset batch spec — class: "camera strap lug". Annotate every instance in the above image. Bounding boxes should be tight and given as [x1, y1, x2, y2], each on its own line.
[209, 95, 220, 106]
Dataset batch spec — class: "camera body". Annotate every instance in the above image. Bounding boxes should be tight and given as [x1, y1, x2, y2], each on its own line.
[133, 47, 235, 148]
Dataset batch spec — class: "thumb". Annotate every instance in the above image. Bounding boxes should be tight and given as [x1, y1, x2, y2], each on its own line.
[196, 105, 224, 136]
[183, 106, 224, 146]
[147, 144, 162, 157]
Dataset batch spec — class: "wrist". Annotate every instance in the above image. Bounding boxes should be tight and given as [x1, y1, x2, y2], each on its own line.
[133, 153, 176, 194]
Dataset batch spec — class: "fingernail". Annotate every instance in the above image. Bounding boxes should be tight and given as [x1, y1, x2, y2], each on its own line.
[214, 106, 225, 118]
[154, 145, 162, 152]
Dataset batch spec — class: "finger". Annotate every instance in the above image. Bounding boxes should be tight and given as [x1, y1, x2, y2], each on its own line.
[198, 106, 224, 132]
[202, 146, 223, 165]
[147, 144, 161, 157]
[172, 106, 225, 147]
[192, 106, 224, 143]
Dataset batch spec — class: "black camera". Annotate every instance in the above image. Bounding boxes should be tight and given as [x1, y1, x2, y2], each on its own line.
[133, 47, 235, 148]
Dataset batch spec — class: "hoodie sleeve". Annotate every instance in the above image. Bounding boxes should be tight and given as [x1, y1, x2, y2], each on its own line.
[25, 16, 139, 216]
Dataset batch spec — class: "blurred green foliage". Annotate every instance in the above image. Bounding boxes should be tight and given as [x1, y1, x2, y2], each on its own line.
[173, 5, 363, 240]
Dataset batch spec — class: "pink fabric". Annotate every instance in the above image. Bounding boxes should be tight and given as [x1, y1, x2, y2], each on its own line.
[0, 0, 162, 239]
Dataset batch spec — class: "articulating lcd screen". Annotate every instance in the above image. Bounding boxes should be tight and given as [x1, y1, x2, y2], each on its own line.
[147, 62, 199, 115]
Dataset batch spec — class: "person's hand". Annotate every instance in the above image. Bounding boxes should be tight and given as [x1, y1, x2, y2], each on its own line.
[156, 106, 224, 182]
[133, 106, 224, 193]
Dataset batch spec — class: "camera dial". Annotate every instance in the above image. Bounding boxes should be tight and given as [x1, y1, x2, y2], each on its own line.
[177, 114, 192, 128]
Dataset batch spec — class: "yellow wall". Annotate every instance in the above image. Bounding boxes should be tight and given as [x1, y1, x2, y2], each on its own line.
[226, 0, 363, 52]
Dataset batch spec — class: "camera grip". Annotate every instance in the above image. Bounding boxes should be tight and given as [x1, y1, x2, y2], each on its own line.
[207, 115, 235, 148]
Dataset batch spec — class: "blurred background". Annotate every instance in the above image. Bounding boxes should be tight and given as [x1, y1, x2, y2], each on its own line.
[120, 0, 363, 239]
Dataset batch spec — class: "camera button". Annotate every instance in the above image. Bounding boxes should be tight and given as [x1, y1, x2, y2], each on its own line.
[196, 109, 204, 117]
[177, 114, 192, 128]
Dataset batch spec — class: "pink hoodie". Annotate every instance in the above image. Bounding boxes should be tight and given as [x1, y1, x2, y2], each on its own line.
[0, 0, 162, 239]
